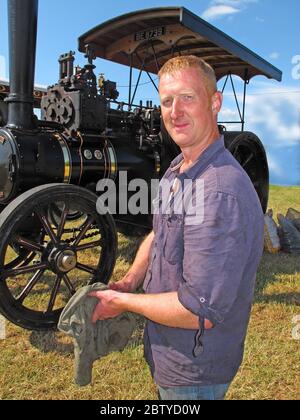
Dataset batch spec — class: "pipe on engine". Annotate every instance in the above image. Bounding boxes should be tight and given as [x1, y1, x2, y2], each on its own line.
[5, 0, 38, 129]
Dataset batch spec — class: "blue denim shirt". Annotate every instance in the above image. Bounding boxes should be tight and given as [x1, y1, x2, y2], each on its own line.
[143, 136, 264, 387]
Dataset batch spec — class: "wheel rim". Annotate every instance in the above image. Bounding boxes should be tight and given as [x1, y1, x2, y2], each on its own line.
[228, 133, 269, 213]
[4, 219, 45, 270]
[0, 185, 117, 330]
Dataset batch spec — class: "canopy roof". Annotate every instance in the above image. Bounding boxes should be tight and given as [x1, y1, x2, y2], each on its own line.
[78, 6, 282, 82]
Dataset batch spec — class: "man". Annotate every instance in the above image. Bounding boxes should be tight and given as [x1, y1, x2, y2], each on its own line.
[90, 56, 264, 400]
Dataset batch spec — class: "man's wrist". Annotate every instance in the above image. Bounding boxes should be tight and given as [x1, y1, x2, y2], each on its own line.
[126, 270, 145, 289]
[117, 292, 132, 313]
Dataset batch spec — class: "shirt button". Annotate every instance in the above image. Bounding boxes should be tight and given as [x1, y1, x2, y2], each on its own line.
[200, 297, 206, 303]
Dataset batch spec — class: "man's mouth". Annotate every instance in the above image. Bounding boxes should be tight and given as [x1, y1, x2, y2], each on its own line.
[173, 122, 190, 131]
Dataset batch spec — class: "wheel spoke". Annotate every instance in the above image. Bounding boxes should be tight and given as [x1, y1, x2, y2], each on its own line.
[46, 275, 63, 313]
[72, 216, 95, 247]
[19, 252, 37, 268]
[4, 248, 32, 270]
[57, 204, 69, 240]
[4, 262, 48, 278]
[14, 235, 44, 253]
[76, 262, 96, 275]
[16, 268, 46, 303]
[62, 274, 76, 296]
[241, 152, 254, 169]
[75, 239, 103, 251]
[35, 207, 58, 245]
[233, 145, 240, 156]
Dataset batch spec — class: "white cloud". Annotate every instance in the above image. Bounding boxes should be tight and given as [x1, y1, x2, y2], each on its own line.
[218, 107, 240, 131]
[245, 88, 300, 147]
[202, 5, 240, 20]
[214, 0, 257, 5]
[255, 16, 265, 23]
[267, 154, 284, 177]
[269, 52, 279, 60]
[219, 85, 300, 147]
[219, 107, 237, 120]
[218, 86, 300, 185]
[0, 55, 6, 79]
[202, 0, 257, 21]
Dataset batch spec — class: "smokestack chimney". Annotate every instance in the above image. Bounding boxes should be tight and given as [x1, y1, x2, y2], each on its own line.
[5, 0, 38, 129]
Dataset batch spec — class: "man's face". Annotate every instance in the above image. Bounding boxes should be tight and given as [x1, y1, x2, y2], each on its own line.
[159, 67, 222, 149]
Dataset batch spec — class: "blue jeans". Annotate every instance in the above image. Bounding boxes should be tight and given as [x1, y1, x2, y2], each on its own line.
[157, 383, 231, 400]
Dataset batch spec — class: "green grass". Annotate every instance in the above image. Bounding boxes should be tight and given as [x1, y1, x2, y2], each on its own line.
[0, 185, 299, 400]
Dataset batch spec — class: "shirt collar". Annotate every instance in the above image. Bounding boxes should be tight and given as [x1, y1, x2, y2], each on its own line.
[169, 135, 225, 179]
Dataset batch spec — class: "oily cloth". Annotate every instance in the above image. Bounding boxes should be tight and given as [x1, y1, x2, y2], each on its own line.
[58, 283, 136, 386]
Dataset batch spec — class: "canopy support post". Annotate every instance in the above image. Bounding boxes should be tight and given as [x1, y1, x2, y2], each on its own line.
[241, 69, 249, 132]
[128, 54, 133, 111]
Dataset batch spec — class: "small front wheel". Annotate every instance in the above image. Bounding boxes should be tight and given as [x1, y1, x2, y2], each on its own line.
[0, 184, 117, 330]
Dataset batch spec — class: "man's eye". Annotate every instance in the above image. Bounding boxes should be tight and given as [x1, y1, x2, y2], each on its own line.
[182, 95, 194, 102]
[162, 99, 172, 107]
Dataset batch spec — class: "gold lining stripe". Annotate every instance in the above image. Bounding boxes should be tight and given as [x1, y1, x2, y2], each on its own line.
[76, 131, 84, 185]
[107, 145, 117, 180]
[54, 133, 72, 183]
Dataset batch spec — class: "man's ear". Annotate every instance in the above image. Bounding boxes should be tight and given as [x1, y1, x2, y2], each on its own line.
[211, 92, 223, 114]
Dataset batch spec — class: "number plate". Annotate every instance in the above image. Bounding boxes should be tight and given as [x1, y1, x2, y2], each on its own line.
[135, 26, 166, 42]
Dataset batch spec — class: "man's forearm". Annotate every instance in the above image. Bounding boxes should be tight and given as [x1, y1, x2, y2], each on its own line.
[120, 291, 200, 329]
[91, 288, 213, 329]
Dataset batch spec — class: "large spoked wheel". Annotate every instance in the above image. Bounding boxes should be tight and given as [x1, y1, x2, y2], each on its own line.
[225, 131, 269, 213]
[0, 184, 117, 331]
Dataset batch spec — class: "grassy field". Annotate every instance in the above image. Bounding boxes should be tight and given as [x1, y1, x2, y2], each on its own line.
[0, 185, 299, 400]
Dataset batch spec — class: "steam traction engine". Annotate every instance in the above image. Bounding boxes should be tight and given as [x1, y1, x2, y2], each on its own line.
[0, 1, 282, 330]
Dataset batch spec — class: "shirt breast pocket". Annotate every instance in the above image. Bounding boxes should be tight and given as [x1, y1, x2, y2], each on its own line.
[163, 216, 184, 265]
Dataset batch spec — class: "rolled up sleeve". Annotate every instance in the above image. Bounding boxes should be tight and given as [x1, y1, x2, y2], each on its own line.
[178, 192, 249, 325]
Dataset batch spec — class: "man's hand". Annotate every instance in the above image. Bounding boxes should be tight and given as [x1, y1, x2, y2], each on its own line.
[109, 272, 141, 293]
[88, 290, 125, 323]
[109, 231, 154, 293]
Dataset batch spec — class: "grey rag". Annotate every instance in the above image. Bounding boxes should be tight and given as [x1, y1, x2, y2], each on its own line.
[58, 283, 136, 386]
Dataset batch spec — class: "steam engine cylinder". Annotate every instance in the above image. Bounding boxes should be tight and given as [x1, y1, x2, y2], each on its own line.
[0, 127, 159, 225]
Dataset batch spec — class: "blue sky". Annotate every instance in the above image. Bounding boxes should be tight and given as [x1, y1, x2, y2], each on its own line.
[0, 0, 299, 185]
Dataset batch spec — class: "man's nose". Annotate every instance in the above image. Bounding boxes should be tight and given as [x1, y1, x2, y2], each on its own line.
[170, 97, 184, 119]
